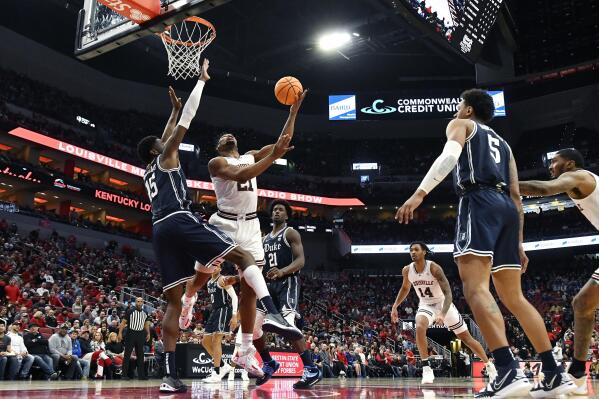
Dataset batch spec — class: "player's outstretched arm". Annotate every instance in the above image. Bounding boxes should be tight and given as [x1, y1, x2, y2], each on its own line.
[519, 171, 583, 197]
[208, 132, 294, 182]
[246, 90, 308, 162]
[395, 119, 469, 224]
[161, 59, 210, 169]
[430, 262, 453, 320]
[390, 266, 412, 323]
[266, 228, 305, 280]
[160, 86, 182, 143]
[507, 149, 529, 272]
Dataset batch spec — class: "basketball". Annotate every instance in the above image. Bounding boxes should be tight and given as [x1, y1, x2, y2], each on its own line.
[274, 76, 303, 105]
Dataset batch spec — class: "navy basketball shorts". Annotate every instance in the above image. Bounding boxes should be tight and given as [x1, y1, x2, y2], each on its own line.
[453, 189, 521, 273]
[204, 306, 232, 335]
[152, 211, 238, 292]
[257, 275, 300, 319]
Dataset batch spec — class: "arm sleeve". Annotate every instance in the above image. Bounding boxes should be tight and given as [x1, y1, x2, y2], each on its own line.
[225, 286, 238, 313]
[417, 140, 463, 194]
[178, 80, 206, 129]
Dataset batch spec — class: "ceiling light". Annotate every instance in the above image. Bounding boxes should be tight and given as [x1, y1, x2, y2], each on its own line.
[318, 32, 351, 51]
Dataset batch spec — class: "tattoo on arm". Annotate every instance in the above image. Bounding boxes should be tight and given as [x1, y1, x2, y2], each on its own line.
[431, 263, 452, 315]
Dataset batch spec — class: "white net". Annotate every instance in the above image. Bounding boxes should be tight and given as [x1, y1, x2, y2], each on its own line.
[160, 17, 216, 80]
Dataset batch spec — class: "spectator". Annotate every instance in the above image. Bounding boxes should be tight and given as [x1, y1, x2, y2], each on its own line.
[71, 297, 83, 315]
[23, 324, 57, 380]
[70, 330, 90, 379]
[45, 310, 58, 329]
[48, 324, 82, 380]
[6, 322, 35, 380]
[88, 330, 113, 379]
[0, 323, 16, 380]
[105, 332, 124, 376]
[16, 292, 33, 309]
[4, 279, 19, 304]
[30, 311, 46, 328]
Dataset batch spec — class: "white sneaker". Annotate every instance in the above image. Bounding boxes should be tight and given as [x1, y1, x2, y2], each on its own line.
[232, 345, 263, 378]
[241, 370, 249, 381]
[202, 370, 221, 383]
[421, 365, 435, 384]
[476, 368, 532, 398]
[485, 361, 498, 382]
[567, 373, 588, 395]
[228, 369, 235, 381]
[219, 362, 233, 380]
[179, 293, 197, 330]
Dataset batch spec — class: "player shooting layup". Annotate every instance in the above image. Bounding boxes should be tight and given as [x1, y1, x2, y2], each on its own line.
[520, 148, 599, 395]
[137, 60, 281, 392]
[396, 89, 576, 398]
[178, 86, 309, 373]
[391, 242, 496, 385]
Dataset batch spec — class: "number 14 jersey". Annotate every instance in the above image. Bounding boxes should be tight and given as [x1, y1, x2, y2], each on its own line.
[408, 260, 445, 305]
[212, 154, 258, 215]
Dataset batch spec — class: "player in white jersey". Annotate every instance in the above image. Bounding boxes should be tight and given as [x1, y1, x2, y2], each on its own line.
[520, 148, 599, 395]
[179, 90, 308, 374]
[391, 242, 496, 384]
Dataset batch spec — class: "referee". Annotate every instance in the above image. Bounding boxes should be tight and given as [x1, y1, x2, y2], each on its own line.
[119, 297, 150, 380]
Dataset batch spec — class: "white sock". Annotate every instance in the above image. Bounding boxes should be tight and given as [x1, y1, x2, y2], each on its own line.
[240, 333, 253, 352]
[241, 265, 269, 299]
[235, 329, 242, 346]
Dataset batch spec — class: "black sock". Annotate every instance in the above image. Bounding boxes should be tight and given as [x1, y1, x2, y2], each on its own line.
[568, 358, 587, 379]
[165, 352, 177, 378]
[539, 350, 558, 374]
[220, 360, 224, 367]
[259, 296, 279, 315]
[422, 358, 430, 367]
[215, 366, 220, 374]
[259, 349, 273, 363]
[492, 346, 516, 369]
[300, 350, 314, 367]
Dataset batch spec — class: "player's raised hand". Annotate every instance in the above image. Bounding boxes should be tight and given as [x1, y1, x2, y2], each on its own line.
[199, 58, 210, 82]
[222, 275, 239, 286]
[390, 307, 399, 324]
[290, 89, 309, 115]
[271, 133, 294, 159]
[395, 190, 426, 224]
[168, 86, 182, 111]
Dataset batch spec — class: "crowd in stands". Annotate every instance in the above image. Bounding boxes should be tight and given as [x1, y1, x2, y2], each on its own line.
[2, 217, 599, 380]
[407, 0, 455, 41]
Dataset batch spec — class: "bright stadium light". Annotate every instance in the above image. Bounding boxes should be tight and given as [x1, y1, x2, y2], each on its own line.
[318, 31, 351, 51]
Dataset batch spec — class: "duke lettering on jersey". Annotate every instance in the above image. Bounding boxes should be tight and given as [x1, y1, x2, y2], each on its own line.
[212, 154, 258, 214]
[263, 227, 295, 279]
[453, 122, 511, 194]
[207, 278, 228, 309]
[143, 157, 191, 222]
[408, 261, 444, 305]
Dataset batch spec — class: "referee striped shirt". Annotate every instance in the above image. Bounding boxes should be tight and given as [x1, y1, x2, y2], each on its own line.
[126, 308, 148, 331]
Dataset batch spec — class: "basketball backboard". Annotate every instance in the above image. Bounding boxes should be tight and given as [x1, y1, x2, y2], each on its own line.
[75, 0, 229, 60]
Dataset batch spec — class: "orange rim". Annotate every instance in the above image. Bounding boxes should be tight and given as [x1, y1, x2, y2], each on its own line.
[159, 16, 216, 47]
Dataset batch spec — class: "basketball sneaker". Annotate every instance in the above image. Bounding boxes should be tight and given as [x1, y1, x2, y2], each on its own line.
[241, 369, 249, 381]
[262, 313, 303, 341]
[566, 373, 588, 395]
[475, 368, 532, 398]
[179, 293, 197, 330]
[232, 345, 264, 378]
[421, 366, 435, 384]
[159, 376, 187, 393]
[529, 368, 577, 398]
[202, 370, 221, 383]
[219, 362, 233, 380]
[256, 359, 280, 386]
[293, 366, 322, 389]
[485, 362, 498, 381]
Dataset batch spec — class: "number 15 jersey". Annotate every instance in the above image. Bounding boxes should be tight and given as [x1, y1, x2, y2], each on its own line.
[212, 154, 258, 215]
[408, 260, 445, 305]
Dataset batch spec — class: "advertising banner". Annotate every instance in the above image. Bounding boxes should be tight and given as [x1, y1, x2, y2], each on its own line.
[177, 343, 303, 378]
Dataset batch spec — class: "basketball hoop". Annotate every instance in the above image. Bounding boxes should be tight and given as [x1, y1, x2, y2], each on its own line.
[159, 16, 216, 80]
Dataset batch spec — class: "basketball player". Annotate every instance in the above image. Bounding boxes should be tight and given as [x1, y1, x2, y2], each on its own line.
[136, 60, 289, 392]
[250, 199, 322, 389]
[201, 264, 238, 383]
[179, 89, 309, 362]
[390, 242, 496, 384]
[396, 89, 576, 398]
[520, 148, 599, 395]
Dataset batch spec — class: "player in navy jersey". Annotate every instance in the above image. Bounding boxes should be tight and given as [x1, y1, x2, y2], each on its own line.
[253, 200, 322, 389]
[136, 60, 294, 393]
[396, 89, 575, 398]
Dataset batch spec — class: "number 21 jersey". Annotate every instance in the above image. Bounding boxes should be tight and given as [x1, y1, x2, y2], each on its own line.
[212, 154, 258, 214]
[408, 261, 445, 305]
